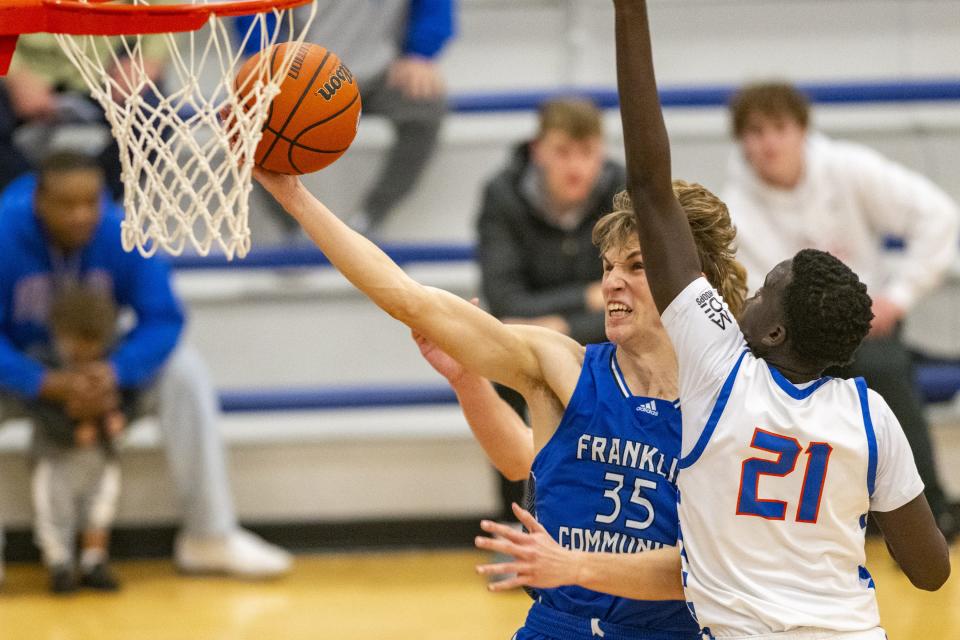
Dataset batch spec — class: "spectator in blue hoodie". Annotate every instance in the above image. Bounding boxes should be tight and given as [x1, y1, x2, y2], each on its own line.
[0, 151, 292, 586]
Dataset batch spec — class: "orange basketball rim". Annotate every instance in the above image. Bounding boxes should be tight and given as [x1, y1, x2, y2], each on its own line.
[0, 0, 322, 259]
[0, 0, 312, 75]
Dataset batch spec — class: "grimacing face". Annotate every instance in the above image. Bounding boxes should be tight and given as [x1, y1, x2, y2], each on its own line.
[531, 130, 606, 210]
[35, 167, 104, 252]
[739, 112, 806, 190]
[600, 241, 662, 345]
[739, 259, 793, 357]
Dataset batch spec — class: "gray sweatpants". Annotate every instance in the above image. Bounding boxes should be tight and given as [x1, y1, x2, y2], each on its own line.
[32, 450, 120, 567]
[2, 343, 237, 557]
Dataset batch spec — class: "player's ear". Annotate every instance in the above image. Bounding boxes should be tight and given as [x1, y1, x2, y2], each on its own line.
[761, 324, 787, 348]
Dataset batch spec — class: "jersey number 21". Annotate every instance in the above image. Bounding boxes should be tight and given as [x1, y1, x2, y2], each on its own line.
[736, 428, 833, 523]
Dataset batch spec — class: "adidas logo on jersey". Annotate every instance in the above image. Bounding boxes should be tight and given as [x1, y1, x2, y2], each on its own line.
[636, 400, 658, 416]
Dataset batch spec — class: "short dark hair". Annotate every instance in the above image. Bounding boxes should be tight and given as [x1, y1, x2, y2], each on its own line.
[37, 151, 103, 192]
[49, 284, 118, 345]
[729, 82, 811, 138]
[537, 98, 603, 140]
[783, 249, 873, 368]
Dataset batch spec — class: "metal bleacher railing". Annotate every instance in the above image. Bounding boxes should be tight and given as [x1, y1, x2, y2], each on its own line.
[174, 78, 960, 413]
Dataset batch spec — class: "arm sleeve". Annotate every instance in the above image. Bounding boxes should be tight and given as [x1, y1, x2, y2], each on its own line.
[868, 389, 925, 513]
[844, 144, 960, 310]
[0, 255, 46, 398]
[404, 0, 456, 59]
[476, 188, 591, 318]
[0, 335, 46, 398]
[108, 252, 185, 388]
[661, 277, 749, 456]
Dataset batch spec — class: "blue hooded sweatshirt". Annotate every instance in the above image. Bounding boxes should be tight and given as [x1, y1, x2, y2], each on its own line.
[0, 174, 185, 399]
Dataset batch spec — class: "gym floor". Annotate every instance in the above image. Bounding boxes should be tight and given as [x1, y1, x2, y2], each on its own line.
[0, 540, 957, 639]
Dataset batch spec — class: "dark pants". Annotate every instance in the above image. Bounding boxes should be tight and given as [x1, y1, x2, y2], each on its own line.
[259, 67, 447, 238]
[829, 331, 949, 517]
[494, 383, 529, 522]
[358, 70, 447, 229]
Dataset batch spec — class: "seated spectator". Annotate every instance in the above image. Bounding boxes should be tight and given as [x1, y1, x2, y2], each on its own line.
[476, 97, 625, 522]
[29, 285, 130, 594]
[723, 81, 960, 540]
[0, 31, 168, 198]
[0, 151, 291, 587]
[256, 0, 455, 238]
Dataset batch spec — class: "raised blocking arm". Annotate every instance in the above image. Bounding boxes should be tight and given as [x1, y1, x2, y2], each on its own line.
[613, 0, 701, 313]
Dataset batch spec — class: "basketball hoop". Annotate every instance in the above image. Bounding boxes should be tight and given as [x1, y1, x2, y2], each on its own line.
[0, 0, 318, 259]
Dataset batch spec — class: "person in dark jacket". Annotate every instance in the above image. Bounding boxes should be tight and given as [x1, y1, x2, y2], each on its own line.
[0, 151, 292, 587]
[476, 97, 625, 523]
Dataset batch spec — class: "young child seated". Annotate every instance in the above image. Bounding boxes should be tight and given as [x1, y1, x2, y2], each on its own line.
[28, 284, 134, 594]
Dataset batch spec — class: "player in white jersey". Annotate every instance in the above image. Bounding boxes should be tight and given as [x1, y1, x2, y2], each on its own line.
[474, 1, 950, 638]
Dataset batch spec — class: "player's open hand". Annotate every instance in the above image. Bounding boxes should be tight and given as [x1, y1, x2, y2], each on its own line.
[475, 503, 582, 592]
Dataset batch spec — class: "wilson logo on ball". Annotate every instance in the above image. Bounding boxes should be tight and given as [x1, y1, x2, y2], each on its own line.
[286, 44, 311, 81]
[316, 64, 355, 101]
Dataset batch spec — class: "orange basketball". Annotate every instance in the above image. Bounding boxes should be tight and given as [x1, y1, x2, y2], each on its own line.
[235, 42, 362, 175]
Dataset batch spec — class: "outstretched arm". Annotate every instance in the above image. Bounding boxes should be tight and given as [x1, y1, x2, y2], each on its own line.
[254, 169, 562, 396]
[614, 0, 701, 312]
[413, 329, 534, 481]
[475, 504, 683, 600]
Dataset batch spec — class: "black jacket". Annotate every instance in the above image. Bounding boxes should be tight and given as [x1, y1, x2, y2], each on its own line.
[476, 143, 626, 345]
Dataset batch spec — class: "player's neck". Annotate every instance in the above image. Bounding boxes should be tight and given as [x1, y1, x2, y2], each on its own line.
[763, 353, 823, 384]
[615, 339, 678, 399]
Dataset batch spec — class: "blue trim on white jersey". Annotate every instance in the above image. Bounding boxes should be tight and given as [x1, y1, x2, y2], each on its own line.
[855, 377, 878, 497]
[858, 565, 876, 590]
[678, 349, 748, 470]
[767, 365, 832, 399]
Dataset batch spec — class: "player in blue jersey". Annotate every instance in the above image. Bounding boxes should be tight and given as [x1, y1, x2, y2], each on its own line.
[473, 2, 950, 638]
[252, 168, 746, 637]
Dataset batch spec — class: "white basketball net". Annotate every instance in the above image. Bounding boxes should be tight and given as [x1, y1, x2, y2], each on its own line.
[54, 0, 317, 259]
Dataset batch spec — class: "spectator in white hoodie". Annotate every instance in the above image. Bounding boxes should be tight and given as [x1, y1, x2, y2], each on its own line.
[722, 81, 960, 541]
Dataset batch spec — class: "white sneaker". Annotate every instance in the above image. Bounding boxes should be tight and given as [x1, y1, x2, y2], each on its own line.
[175, 529, 293, 579]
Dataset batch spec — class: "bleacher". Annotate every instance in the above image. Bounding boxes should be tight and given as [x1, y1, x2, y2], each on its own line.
[2, 0, 960, 540]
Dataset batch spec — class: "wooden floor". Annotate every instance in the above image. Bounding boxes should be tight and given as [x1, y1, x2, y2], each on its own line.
[1, 540, 957, 639]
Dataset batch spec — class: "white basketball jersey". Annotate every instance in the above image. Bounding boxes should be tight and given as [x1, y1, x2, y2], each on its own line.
[662, 278, 924, 638]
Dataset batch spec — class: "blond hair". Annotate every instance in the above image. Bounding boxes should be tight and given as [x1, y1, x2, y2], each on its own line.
[592, 181, 747, 317]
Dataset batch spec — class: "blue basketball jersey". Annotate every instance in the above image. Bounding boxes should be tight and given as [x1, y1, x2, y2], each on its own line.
[526, 342, 698, 637]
